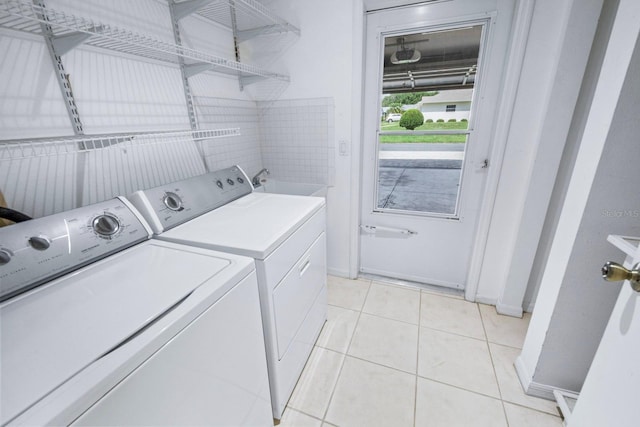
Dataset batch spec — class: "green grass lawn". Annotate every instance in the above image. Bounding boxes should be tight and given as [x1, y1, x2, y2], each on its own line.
[380, 121, 468, 143]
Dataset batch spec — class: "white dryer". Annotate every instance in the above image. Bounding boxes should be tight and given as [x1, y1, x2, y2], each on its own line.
[130, 166, 327, 419]
[0, 198, 272, 426]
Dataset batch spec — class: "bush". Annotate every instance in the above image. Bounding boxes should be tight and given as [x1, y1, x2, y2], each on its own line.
[460, 118, 468, 122]
[425, 118, 434, 123]
[448, 119, 457, 122]
[436, 119, 445, 123]
[399, 109, 424, 130]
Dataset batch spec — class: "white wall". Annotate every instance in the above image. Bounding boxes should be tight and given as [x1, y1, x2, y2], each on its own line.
[258, 0, 361, 276]
[517, 0, 640, 397]
[474, 0, 603, 312]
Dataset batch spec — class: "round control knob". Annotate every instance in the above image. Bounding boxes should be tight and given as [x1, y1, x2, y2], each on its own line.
[92, 214, 120, 238]
[28, 235, 51, 251]
[237, 177, 244, 184]
[216, 180, 223, 189]
[163, 192, 183, 211]
[226, 178, 235, 186]
[0, 249, 12, 266]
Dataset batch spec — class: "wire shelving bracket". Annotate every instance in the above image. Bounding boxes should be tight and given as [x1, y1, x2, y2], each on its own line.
[173, 0, 300, 42]
[0, 0, 290, 82]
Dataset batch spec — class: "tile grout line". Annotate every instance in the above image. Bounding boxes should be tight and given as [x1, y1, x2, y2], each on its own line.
[283, 407, 325, 424]
[319, 278, 374, 425]
[413, 291, 423, 427]
[479, 302, 510, 427]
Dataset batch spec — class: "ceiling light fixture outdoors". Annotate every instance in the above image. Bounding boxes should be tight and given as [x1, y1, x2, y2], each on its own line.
[390, 37, 421, 64]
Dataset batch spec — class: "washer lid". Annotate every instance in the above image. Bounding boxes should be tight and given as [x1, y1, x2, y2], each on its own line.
[161, 193, 325, 259]
[0, 241, 239, 425]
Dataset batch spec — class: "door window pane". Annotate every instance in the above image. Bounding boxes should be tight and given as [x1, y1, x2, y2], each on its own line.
[378, 25, 482, 216]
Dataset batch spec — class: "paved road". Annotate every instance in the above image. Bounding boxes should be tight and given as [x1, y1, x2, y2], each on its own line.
[376, 143, 464, 214]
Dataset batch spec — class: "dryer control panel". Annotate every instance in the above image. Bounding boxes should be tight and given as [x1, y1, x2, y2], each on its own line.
[0, 198, 151, 302]
[128, 165, 253, 234]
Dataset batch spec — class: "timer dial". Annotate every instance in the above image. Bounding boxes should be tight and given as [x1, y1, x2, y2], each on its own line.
[92, 214, 120, 237]
[163, 192, 183, 211]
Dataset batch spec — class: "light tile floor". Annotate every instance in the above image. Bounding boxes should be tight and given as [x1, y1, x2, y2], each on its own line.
[281, 276, 562, 427]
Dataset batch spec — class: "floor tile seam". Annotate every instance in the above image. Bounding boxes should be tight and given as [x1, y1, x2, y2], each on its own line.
[415, 372, 502, 400]
[354, 278, 374, 312]
[318, 348, 348, 424]
[360, 309, 420, 327]
[342, 352, 418, 377]
[501, 400, 563, 418]
[314, 342, 347, 355]
[283, 406, 325, 424]
[500, 399, 511, 427]
[487, 339, 524, 350]
[478, 306, 529, 349]
[413, 292, 424, 427]
[322, 286, 372, 423]
[500, 397, 561, 417]
[417, 375, 506, 403]
[286, 345, 345, 419]
[327, 302, 360, 314]
[418, 322, 487, 342]
[481, 306, 506, 402]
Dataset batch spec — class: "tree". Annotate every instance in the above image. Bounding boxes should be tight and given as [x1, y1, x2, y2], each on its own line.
[381, 91, 438, 107]
[399, 109, 424, 130]
[386, 103, 403, 113]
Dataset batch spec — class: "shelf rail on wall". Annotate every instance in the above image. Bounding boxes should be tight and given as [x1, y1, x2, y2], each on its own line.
[0, 129, 241, 160]
[173, 0, 300, 41]
[0, 0, 290, 82]
[0, 129, 241, 218]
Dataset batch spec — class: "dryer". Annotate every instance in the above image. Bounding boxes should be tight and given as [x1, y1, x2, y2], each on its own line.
[129, 165, 327, 419]
[0, 198, 272, 426]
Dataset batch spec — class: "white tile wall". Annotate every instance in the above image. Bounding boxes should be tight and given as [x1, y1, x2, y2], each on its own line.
[193, 96, 264, 177]
[258, 97, 335, 185]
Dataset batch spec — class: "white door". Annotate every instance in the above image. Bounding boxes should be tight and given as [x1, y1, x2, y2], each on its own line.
[360, 0, 514, 289]
[568, 236, 640, 426]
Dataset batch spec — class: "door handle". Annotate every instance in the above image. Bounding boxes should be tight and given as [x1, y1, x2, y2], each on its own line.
[601, 261, 640, 292]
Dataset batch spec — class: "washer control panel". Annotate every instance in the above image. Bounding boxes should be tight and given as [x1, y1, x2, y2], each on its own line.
[128, 165, 253, 233]
[0, 198, 150, 302]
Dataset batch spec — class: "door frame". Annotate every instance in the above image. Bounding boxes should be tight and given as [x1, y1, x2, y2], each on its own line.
[348, 0, 536, 301]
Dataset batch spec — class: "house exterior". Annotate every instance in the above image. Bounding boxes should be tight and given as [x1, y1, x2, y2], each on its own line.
[418, 88, 472, 121]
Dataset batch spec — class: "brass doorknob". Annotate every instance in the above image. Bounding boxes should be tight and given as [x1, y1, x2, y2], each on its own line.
[602, 261, 640, 292]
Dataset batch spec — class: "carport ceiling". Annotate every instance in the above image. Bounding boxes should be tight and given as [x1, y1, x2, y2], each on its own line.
[383, 25, 481, 94]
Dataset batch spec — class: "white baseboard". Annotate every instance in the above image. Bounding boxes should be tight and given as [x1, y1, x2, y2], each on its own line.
[327, 267, 351, 278]
[515, 355, 578, 401]
[496, 302, 524, 318]
[474, 294, 497, 306]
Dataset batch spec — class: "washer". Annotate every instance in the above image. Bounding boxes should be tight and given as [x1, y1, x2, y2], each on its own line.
[129, 165, 327, 419]
[0, 198, 272, 426]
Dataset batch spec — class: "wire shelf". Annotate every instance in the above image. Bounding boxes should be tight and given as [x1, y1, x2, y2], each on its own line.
[186, 0, 300, 40]
[0, 129, 240, 160]
[0, 0, 289, 81]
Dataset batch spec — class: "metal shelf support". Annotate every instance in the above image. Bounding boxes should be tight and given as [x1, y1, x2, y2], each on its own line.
[172, 0, 213, 20]
[50, 30, 94, 55]
[32, 0, 84, 135]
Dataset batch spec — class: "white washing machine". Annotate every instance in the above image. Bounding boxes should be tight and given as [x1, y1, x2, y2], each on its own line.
[129, 165, 327, 419]
[0, 198, 272, 426]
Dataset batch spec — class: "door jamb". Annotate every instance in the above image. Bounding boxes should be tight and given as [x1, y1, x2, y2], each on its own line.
[464, 0, 536, 302]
